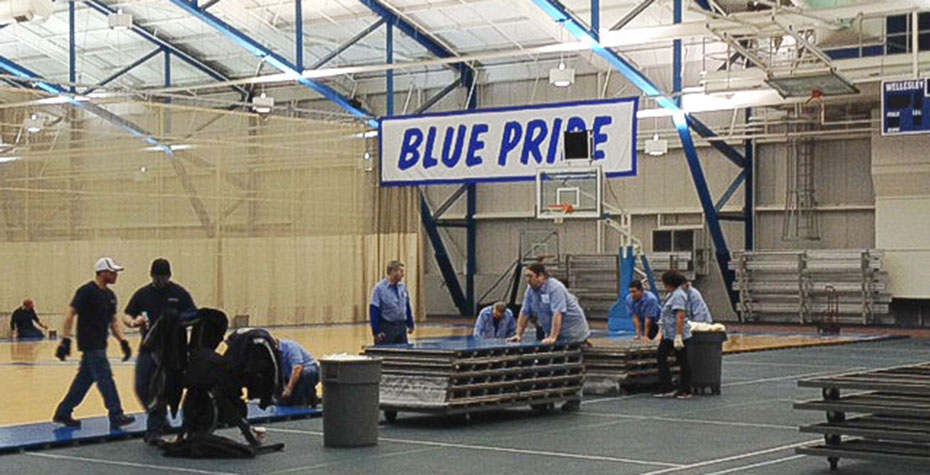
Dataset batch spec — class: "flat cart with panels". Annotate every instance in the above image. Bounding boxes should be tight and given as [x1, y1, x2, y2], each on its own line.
[363, 338, 584, 422]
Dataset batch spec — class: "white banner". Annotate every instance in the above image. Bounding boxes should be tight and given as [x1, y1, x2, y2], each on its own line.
[379, 98, 638, 186]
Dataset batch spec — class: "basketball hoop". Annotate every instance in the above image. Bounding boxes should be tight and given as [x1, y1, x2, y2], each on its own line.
[547, 203, 574, 224]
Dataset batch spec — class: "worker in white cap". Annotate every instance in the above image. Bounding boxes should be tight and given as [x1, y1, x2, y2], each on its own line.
[52, 257, 135, 429]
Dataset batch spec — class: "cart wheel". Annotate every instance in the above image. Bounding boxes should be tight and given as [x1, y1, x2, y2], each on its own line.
[828, 457, 839, 470]
[561, 400, 581, 412]
[384, 410, 397, 423]
[531, 403, 551, 413]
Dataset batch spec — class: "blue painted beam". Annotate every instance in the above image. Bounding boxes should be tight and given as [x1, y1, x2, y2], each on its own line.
[295, 0, 303, 69]
[88, 48, 161, 93]
[83, 0, 248, 97]
[386, 22, 394, 116]
[714, 171, 746, 213]
[164, 49, 171, 87]
[744, 108, 754, 250]
[672, 113, 738, 305]
[357, 0, 472, 87]
[0, 56, 174, 155]
[673, 0, 681, 107]
[591, 0, 599, 41]
[166, 0, 376, 127]
[69, 1, 76, 93]
[421, 196, 470, 316]
[413, 77, 461, 115]
[311, 19, 385, 69]
[686, 115, 747, 168]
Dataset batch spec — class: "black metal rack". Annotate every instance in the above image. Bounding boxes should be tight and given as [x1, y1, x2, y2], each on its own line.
[794, 362, 930, 470]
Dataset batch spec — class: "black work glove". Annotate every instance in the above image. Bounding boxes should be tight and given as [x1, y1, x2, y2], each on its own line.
[56, 337, 71, 361]
[120, 339, 132, 362]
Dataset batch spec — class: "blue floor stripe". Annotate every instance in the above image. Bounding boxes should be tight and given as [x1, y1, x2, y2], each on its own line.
[0, 404, 320, 454]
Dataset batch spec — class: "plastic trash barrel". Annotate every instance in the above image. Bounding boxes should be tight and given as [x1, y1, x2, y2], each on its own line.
[320, 355, 382, 447]
[687, 331, 727, 395]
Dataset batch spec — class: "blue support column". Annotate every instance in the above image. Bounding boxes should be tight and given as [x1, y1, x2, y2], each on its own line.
[591, 0, 599, 41]
[672, 113, 738, 306]
[673, 0, 682, 106]
[466, 183, 476, 314]
[714, 171, 746, 213]
[386, 22, 394, 116]
[295, 0, 303, 69]
[744, 108, 754, 250]
[164, 50, 171, 87]
[421, 198, 470, 315]
[608, 246, 636, 333]
[69, 0, 76, 93]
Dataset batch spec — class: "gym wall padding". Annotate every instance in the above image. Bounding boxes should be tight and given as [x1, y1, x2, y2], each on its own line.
[0, 96, 422, 329]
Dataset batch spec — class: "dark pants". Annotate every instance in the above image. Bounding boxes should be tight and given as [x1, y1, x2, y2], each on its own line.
[55, 349, 125, 419]
[15, 327, 44, 339]
[279, 366, 320, 406]
[135, 350, 168, 436]
[378, 320, 409, 345]
[657, 338, 692, 394]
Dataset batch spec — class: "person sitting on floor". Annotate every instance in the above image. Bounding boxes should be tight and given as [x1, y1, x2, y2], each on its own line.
[276, 339, 320, 407]
[473, 301, 516, 339]
[10, 299, 47, 339]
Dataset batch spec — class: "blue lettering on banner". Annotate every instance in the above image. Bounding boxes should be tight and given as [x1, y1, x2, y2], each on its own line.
[499, 121, 523, 166]
[546, 118, 563, 163]
[466, 124, 488, 167]
[423, 127, 439, 168]
[441, 125, 466, 167]
[592, 116, 612, 160]
[567, 117, 586, 132]
[398, 128, 423, 170]
[520, 119, 548, 164]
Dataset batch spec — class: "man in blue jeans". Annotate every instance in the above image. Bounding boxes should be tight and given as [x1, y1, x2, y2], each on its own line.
[277, 339, 320, 407]
[53, 257, 135, 428]
[123, 258, 196, 445]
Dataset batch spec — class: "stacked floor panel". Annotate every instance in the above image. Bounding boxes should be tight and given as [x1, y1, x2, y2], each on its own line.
[363, 338, 584, 417]
[582, 341, 678, 394]
[794, 362, 930, 470]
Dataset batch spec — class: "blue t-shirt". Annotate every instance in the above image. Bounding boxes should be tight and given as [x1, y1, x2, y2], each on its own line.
[473, 306, 516, 339]
[521, 278, 590, 343]
[371, 280, 412, 324]
[625, 291, 661, 324]
[279, 339, 319, 380]
[685, 285, 713, 323]
[659, 287, 692, 341]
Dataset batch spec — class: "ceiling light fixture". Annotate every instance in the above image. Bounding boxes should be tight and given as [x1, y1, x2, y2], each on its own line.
[108, 8, 133, 31]
[25, 113, 42, 133]
[252, 91, 274, 114]
[549, 22, 575, 88]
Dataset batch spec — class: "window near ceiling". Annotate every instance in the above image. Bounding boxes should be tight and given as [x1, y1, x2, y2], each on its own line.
[886, 12, 930, 54]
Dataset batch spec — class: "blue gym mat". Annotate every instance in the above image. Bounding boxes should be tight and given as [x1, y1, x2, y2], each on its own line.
[0, 404, 320, 454]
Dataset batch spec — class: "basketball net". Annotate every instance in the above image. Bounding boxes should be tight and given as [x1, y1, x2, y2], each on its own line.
[547, 203, 574, 224]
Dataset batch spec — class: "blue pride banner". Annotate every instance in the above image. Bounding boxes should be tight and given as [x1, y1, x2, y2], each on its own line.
[379, 97, 638, 186]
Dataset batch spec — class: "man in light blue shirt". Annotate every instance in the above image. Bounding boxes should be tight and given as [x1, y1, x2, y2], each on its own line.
[370, 260, 415, 345]
[625, 280, 661, 340]
[684, 282, 713, 323]
[655, 270, 693, 399]
[277, 339, 320, 407]
[473, 302, 516, 339]
[508, 263, 590, 345]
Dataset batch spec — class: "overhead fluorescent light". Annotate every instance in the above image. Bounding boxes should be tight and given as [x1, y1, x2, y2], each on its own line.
[549, 62, 575, 88]
[354, 130, 379, 139]
[252, 92, 274, 114]
[144, 144, 192, 152]
[25, 113, 42, 133]
[108, 8, 133, 31]
[645, 133, 668, 156]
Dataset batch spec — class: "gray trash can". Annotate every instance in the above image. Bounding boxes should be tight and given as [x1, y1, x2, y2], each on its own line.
[687, 331, 727, 395]
[321, 356, 382, 447]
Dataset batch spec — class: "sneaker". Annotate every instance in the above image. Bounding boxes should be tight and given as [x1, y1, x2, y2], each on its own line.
[52, 414, 81, 428]
[109, 414, 136, 428]
[652, 391, 676, 398]
[143, 431, 165, 447]
[674, 392, 693, 400]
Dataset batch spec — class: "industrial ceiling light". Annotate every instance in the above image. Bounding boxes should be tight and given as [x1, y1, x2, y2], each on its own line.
[645, 133, 668, 156]
[252, 92, 274, 114]
[549, 22, 575, 88]
[108, 8, 133, 31]
[24, 113, 42, 133]
[549, 61, 575, 88]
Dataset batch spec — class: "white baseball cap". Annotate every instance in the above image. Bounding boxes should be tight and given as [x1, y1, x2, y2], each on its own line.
[94, 257, 124, 273]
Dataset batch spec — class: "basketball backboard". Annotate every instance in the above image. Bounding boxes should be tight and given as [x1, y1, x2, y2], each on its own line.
[536, 166, 602, 221]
